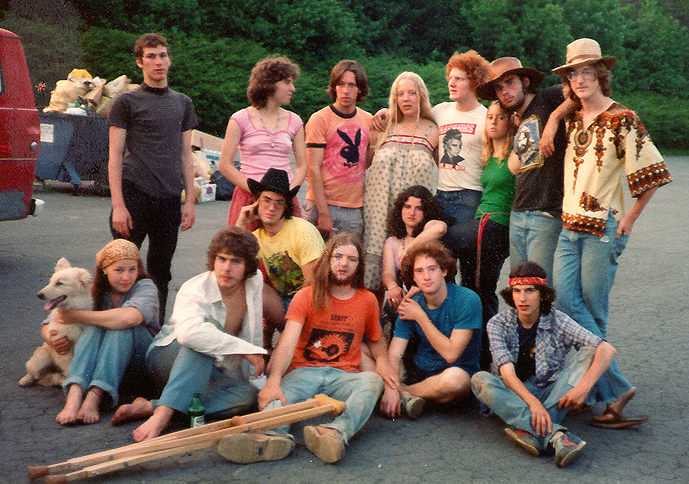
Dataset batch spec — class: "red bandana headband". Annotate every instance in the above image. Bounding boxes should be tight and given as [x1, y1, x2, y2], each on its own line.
[508, 277, 548, 286]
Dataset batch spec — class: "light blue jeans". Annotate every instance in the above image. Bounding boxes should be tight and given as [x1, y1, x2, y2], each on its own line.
[471, 346, 596, 451]
[509, 210, 563, 284]
[435, 189, 482, 226]
[553, 215, 634, 404]
[302, 200, 364, 237]
[63, 324, 152, 407]
[264, 367, 383, 443]
[146, 340, 257, 416]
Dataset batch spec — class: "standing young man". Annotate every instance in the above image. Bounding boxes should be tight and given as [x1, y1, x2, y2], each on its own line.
[304, 60, 373, 239]
[380, 240, 482, 419]
[236, 168, 325, 344]
[475, 57, 572, 283]
[472, 262, 618, 467]
[111, 227, 267, 442]
[551, 38, 671, 428]
[219, 233, 396, 464]
[108, 33, 198, 324]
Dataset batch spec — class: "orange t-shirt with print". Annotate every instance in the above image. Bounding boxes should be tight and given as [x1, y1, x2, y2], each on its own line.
[285, 286, 381, 373]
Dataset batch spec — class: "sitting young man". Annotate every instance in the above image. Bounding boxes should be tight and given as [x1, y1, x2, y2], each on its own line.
[471, 262, 617, 467]
[111, 227, 267, 441]
[236, 168, 325, 346]
[219, 233, 397, 464]
[380, 240, 482, 419]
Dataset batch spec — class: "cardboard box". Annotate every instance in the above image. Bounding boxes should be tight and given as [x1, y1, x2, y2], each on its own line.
[191, 129, 224, 152]
[198, 183, 217, 203]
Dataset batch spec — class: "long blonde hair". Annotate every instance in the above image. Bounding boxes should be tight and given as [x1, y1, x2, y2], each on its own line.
[480, 101, 517, 166]
[379, 72, 434, 146]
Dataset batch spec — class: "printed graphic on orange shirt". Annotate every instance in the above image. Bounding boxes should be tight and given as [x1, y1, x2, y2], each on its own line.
[304, 328, 354, 362]
[323, 125, 367, 184]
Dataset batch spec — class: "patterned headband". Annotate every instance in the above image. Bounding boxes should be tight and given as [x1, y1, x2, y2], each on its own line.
[96, 239, 140, 269]
[508, 276, 548, 287]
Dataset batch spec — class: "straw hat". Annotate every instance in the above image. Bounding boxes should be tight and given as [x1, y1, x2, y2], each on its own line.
[552, 38, 616, 74]
[475, 57, 545, 101]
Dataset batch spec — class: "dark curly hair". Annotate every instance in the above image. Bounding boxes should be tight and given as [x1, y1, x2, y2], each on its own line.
[327, 60, 369, 103]
[247, 56, 300, 108]
[445, 50, 491, 91]
[499, 261, 556, 314]
[560, 61, 612, 103]
[387, 185, 445, 239]
[134, 33, 169, 59]
[206, 227, 259, 280]
[400, 240, 457, 289]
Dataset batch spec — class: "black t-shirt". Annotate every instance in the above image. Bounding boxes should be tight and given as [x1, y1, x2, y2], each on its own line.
[511, 85, 566, 214]
[109, 83, 198, 198]
[515, 319, 539, 382]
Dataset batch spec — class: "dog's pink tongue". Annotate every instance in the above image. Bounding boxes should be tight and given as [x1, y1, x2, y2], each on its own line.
[44, 302, 54, 311]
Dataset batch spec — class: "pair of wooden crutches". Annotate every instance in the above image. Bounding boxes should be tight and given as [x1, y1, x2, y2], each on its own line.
[28, 394, 345, 482]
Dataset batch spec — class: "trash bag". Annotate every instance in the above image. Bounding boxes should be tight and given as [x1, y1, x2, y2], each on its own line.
[210, 170, 235, 201]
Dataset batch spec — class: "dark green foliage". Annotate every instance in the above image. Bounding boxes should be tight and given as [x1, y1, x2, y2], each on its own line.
[616, 92, 689, 151]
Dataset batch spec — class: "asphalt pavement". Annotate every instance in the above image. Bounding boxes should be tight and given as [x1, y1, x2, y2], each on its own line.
[1, 157, 687, 483]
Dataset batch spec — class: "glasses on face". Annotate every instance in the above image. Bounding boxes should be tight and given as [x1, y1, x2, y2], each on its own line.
[258, 196, 286, 208]
[566, 69, 596, 81]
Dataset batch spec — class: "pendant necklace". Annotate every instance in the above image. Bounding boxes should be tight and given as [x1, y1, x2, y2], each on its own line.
[257, 107, 281, 148]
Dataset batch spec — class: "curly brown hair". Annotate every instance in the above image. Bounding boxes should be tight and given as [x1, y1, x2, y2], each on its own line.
[499, 261, 556, 314]
[206, 227, 259, 280]
[247, 56, 300, 108]
[327, 60, 369, 103]
[134, 33, 169, 59]
[387, 185, 445, 239]
[560, 61, 612, 103]
[311, 233, 364, 310]
[400, 240, 457, 289]
[92, 259, 149, 311]
[445, 50, 491, 91]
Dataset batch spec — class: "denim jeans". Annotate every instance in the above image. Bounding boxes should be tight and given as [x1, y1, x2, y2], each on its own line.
[264, 367, 383, 443]
[146, 340, 257, 416]
[553, 215, 634, 404]
[302, 200, 364, 237]
[509, 210, 562, 284]
[63, 324, 152, 407]
[472, 346, 596, 451]
[435, 189, 482, 226]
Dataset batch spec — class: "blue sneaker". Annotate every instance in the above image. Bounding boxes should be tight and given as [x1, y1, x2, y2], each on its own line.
[550, 431, 586, 467]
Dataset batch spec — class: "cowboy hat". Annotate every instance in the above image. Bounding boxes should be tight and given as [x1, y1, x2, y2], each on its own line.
[247, 168, 300, 200]
[552, 38, 616, 74]
[475, 57, 545, 101]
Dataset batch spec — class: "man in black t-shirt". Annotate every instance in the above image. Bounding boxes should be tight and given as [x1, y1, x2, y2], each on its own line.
[108, 33, 198, 325]
[475, 58, 574, 284]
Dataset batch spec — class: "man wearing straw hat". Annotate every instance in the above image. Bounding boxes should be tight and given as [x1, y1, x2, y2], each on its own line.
[475, 57, 573, 284]
[550, 38, 671, 429]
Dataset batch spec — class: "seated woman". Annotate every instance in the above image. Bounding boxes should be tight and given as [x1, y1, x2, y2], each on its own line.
[442, 101, 517, 369]
[49, 239, 159, 425]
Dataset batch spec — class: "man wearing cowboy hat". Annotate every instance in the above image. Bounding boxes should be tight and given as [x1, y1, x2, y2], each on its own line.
[472, 261, 618, 467]
[236, 168, 325, 342]
[475, 57, 574, 285]
[550, 38, 671, 429]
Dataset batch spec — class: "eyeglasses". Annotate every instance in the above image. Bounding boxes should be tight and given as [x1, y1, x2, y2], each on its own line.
[566, 69, 596, 81]
[258, 196, 286, 208]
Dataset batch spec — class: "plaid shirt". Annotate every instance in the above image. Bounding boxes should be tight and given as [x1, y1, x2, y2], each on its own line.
[487, 308, 602, 387]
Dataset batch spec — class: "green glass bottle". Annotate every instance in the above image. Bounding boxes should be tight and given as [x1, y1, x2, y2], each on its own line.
[189, 393, 205, 428]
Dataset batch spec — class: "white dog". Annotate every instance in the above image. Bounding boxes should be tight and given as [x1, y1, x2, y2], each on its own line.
[19, 258, 93, 387]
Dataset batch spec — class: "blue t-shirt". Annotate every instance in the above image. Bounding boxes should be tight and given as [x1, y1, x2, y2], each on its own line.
[394, 282, 482, 375]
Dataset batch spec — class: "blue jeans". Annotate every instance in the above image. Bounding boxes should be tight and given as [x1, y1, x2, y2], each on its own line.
[264, 367, 383, 443]
[63, 324, 152, 407]
[553, 216, 633, 404]
[471, 346, 596, 450]
[302, 200, 364, 237]
[146, 340, 257, 416]
[509, 210, 562, 284]
[435, 189, 482, 226]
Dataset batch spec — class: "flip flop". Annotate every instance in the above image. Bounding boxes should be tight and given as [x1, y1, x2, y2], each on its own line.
[589, 411, 650, 429]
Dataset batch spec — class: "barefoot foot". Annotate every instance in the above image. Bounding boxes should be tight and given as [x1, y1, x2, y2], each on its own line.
[132, 406, 174, 442]
[56, 384, 83, 425]
[111, 397, 154, 426]
[77, 387, 103, 424]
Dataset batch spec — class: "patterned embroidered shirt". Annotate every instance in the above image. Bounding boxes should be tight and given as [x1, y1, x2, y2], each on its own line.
[562, 103, 672, 236]
[487, 308, 602, 387]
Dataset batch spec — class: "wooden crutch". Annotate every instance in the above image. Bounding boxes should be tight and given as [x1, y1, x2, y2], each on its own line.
[29, 394, 345, 482]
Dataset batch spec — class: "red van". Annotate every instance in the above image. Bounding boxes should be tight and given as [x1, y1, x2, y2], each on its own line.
[0, 28, 42, 221]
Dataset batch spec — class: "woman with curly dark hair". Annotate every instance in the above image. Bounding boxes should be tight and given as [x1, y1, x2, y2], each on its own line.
[219, 56, 307, 227]
[382, 185, 447, 311]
